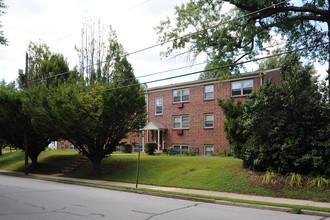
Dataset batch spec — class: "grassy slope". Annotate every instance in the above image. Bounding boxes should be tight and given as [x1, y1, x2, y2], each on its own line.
[0, 151, 329, 202]
[69, 154, 330, 202]
[0, 150, 82, 174]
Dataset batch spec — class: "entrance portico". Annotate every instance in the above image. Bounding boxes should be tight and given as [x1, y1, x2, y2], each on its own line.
[143, 121, 167, 152]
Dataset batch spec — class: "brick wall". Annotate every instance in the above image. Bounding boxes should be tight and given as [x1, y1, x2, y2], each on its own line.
[125, 69, 281, 155]
[57, 140, 74, 150]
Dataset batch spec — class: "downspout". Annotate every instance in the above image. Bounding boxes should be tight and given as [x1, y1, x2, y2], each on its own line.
[260, 71, 264, 86]
[145, 90, 149, 152]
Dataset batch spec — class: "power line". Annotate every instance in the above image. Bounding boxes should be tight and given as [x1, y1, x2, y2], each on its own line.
[27, 0, 327, 85]
[28, 0, 290, 84]
[122, 0, 290, 58]
[77, 41, 329, 95]
[128, 0, 153, 11]
[75, 30, 329, 89]
[72, 0, 291, 74]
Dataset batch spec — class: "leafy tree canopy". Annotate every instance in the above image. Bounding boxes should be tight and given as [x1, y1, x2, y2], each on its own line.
[156, 0, 330, 80]
[17, 41, 76, 89]
[0, 84, 51, 169]
[219, 53, 330, 176]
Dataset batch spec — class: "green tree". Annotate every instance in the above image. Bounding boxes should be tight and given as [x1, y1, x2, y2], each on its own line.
[156, 0, 330, 82]
[43, 72, 146, 173]
[17, 41, 76, 88]
[219, 53, 330, 176]
[218, 99, 247, 159]
[0, 0, 8, 45]
[0, 85, 51, 169]
[17, 41, 51, 89]
[38, 53, 72, 86]
[257, 48, 283, 70]
[36, 29, 147, 172]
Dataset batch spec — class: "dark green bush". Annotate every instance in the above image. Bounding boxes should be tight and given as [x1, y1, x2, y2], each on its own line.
[145, 142, 157, 155]
[123, 143, 132, 153]
[219, 54, 330, 177]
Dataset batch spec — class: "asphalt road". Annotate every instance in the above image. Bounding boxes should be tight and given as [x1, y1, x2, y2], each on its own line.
[0, 174, 327, 220]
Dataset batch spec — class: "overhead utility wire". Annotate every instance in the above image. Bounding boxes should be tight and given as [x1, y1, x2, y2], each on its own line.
[29, 0, 289, 84]
[77, 41, 329, 95]
[30, 28, 328, 85]
[121, 0, 290, 58]
[77, 30, 328, 90]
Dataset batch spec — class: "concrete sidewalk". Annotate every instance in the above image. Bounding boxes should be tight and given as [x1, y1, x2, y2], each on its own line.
[28, 173, 330, 209]
[1, 170, 329, 213]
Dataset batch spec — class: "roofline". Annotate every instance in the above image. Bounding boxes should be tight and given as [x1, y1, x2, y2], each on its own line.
[145, 68, 280, 93]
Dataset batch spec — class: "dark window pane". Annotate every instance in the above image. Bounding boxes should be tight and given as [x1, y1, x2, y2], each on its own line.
[182, 95, 189, 101]
[232, 89, 241, 96]
[174, 96, 181, 102]
[243, 87, 252, 95]
[205, 121, 213, 127]
[156, 106, 162, 114]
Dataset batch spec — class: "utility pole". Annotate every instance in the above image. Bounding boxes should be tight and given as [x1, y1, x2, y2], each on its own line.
[24, 52, 29, 175]
[136, 144, 141, 188]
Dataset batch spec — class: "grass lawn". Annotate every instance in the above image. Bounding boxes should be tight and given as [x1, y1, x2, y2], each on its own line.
[0, 149, 82, 174]
[0, 151, 329, 202]
[68, 154, 330, 202]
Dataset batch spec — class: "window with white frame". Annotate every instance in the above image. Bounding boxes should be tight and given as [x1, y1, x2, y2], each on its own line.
[173, 88, 189, 103]
[204, 85, 214, 100]
[155, 97, 163, 115]
[204, 145, 214, 156]
[173, 145, 189, 155]
[204, 114, 214, 128]
[231, 79, 253, 96]
[173, 115, 189, 129]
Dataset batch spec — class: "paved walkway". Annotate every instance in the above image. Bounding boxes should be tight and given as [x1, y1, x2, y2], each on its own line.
[1, 170, 329, 209]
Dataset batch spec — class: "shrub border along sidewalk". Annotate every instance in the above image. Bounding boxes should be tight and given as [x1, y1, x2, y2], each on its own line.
[0, 171, 329, 217]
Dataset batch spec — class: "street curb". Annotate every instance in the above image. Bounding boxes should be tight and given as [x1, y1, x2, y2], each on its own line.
[1, 171, 330, 218]
[33, 177, 330, 218]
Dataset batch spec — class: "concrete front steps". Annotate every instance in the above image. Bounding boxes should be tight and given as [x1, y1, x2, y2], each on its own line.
[61, 157, 89, 174]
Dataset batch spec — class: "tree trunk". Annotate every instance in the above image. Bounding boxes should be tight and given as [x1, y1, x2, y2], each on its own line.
[0, 146, 2, 156]
[29, 156, 38, 170]
[90, 157, 103, 175]
[28, 149, 42, 170]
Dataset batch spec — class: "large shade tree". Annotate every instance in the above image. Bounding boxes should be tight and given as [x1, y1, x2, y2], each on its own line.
[0, 85, 51, 169]
[41, 57, 146, 173]
[156, 0, 330, 83]
[219, 54, 330, 176]
[34, 23, 147, 173]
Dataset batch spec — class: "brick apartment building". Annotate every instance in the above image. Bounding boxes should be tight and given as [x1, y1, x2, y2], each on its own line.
[56, 140, 75, 150]
[125, 68, 281, 155]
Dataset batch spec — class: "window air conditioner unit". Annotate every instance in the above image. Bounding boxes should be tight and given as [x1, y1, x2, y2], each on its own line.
[177, 129, 183, 135]
[177, 103, 184, 108]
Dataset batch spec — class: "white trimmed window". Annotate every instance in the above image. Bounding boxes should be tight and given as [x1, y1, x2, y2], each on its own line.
[204, 114, 214, 128]
[204, 145, 214, 156]
[173, 115, 189, 129]
[155, 97, 163, 115]
[204, 85, 214, 100]
[173, 88, 189, 103]
[231, 79, 253, 96]
[173, 145, 189, 155]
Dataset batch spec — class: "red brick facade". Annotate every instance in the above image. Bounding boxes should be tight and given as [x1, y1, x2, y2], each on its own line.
[125, 68, 281, 155]
[57, 140, 75, 150]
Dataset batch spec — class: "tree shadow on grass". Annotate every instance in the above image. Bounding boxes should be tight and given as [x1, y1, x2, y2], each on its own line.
[29, 154, 82, 174]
